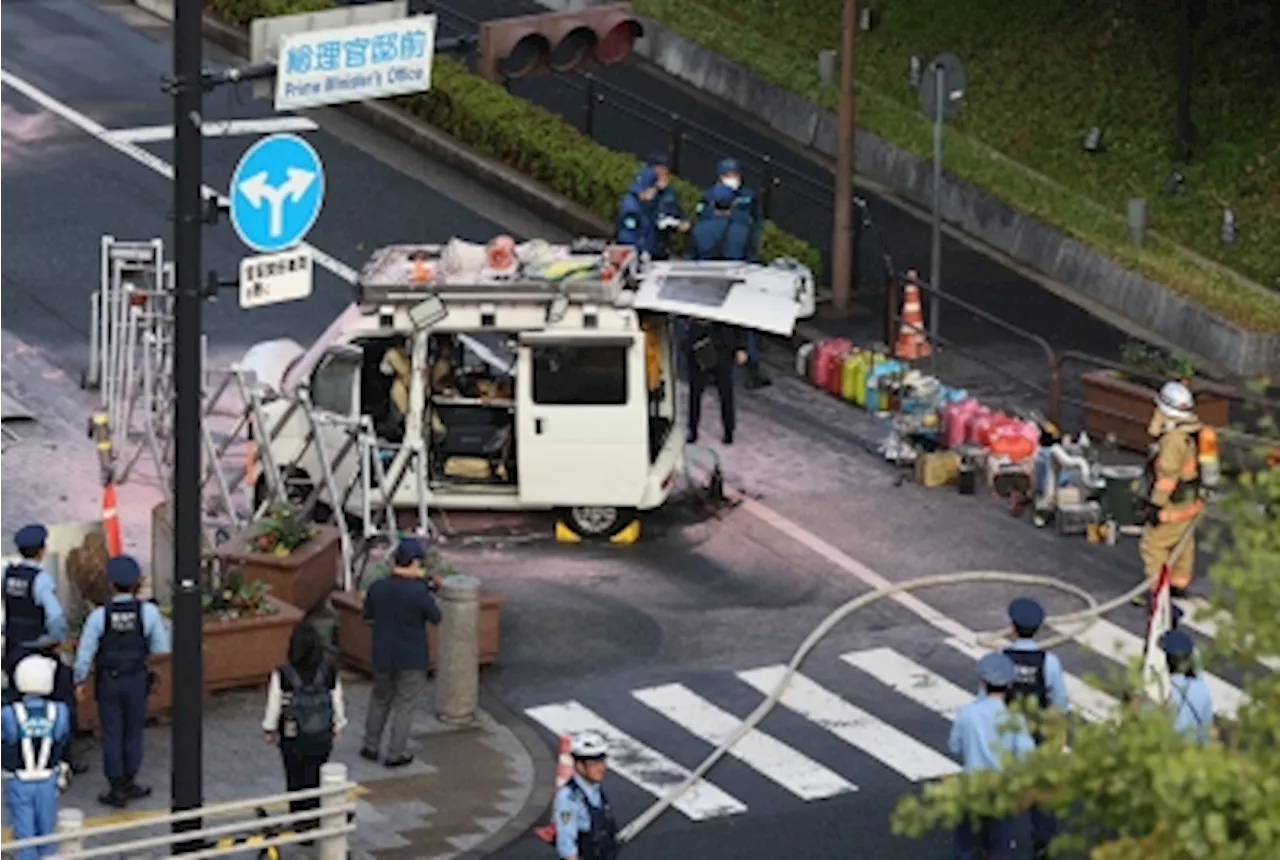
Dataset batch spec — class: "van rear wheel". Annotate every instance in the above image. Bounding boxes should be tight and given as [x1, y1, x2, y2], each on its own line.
[563, 506, 637, 539]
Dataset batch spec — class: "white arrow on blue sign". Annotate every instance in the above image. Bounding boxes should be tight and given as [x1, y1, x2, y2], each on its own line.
[229, 133, 325, 253]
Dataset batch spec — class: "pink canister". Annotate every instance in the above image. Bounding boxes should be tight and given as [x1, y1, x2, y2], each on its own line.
[942, 399, 979, 448]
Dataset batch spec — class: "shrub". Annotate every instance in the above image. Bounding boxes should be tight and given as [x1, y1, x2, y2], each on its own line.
[204, 0, 823, 280]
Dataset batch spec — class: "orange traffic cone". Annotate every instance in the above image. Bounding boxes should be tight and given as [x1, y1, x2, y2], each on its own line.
[102, 482, 123, 556]
[533, 735, 575, 843]
[894, 281, 931, 360]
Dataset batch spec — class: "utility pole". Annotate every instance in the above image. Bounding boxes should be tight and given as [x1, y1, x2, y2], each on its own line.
[830, 0, 858, 317]
[170, 0, 206, 848]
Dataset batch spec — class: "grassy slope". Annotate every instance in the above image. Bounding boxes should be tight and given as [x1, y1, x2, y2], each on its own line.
[636, 0, 1280, 331]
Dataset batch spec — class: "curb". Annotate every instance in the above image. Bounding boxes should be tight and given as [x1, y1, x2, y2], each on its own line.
[469, 686, 559, 858]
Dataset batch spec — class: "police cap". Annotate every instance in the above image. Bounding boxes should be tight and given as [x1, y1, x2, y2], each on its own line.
[14, 524, 48, 551]
[646, 151, 669, 168]
[107, 555, 142, 587]
[631, 167, 659, 192]
[977, 651, 1016, 687]
[708, 183, 737, 207]
[1160, 629, 1195, 657]
[1008, 597, 1045, 630]
[716, 158, 741, 176]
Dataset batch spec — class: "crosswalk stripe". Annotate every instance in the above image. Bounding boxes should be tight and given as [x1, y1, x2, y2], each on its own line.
[524, 701, 748, 821]
[737, 666, 961, 782]
[1175, 598, 1280, 670]
[632, 683, 857, 801]
[943, 638, 1119, 723]
[1060, 618, 1247, 717]
[840, 648, 972, 721]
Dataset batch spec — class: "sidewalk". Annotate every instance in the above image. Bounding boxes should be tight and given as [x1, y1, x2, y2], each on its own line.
[2, 336, 553, 858]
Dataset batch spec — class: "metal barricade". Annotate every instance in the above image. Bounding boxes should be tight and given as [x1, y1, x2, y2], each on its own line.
[0, 762, 357, 860]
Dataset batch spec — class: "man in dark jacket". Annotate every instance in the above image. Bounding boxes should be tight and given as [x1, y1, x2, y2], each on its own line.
[359, 538, 442, 768]
[684, 320, 747, 446]
[647, 152, 689, 260]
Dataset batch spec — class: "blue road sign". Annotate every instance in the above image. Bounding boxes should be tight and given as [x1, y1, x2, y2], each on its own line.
[229, 133, 325, 253]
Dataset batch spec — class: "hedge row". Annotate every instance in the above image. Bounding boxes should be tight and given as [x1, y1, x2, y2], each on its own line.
[206, 0, 823, 280]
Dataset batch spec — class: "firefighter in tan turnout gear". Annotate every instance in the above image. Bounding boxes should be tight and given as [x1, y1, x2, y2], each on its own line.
[1138, 380, 1218, 600]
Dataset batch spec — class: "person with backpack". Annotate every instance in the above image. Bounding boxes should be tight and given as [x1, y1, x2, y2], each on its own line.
[261, 622, 347, 832]
[1004, 597, 1069, 859]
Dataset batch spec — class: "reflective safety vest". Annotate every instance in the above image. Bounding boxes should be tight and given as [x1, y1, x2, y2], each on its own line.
[566, 778, 620, 860]
[1, 700, 61, 781]
[3, 564, 46, 646]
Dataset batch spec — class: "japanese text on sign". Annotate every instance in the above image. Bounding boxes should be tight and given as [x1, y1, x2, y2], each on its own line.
[275, 15, 437, 111]
[240, 248, 314, 309]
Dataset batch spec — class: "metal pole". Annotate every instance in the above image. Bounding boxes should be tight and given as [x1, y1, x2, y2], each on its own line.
[171, 0, 205, 847]
[929, 63, 944, 346]
[1175, 0, 1193, 162]
[830, 0, 858, 316]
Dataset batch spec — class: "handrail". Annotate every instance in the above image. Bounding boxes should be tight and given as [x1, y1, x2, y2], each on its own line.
[1, 763, 357, 859]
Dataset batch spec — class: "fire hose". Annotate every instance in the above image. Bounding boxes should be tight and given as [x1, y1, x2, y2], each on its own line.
[623, 457, 1205, 843]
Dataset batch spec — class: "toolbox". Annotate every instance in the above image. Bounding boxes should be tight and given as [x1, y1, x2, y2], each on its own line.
[1058, 501, 1103, 537]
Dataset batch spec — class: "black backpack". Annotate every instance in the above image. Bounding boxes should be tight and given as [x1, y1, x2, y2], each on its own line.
[279, 663, 334, 752]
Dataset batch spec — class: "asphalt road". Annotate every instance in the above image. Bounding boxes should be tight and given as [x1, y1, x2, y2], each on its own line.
[0, 2, 1258, 859]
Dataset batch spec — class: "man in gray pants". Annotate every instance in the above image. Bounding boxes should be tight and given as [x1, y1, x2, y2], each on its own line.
[358, 538, 442, 768]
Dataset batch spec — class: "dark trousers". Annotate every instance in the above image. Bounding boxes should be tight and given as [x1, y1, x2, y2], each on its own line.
[280, 744, 331, 832]
[688, 362, 735, 437]
[97, 671, 148, 779]
[1030, 805, 1058, 851]
[953, 815, 1017, 860]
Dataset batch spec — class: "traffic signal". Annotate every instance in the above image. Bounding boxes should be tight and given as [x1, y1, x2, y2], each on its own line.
[477, 3, 645, 82]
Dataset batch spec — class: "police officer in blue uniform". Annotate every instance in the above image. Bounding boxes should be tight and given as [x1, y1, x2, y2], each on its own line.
[949, 652, 1035, 860]
[646, 152, 689, 260]
[1003, 597, 1067, 859]
[2, 654, 72, 860]
[553, 731, 620, 860]
[3, 525, 67, 699]
[1161, 630, 1214, 745]
[698, 158, 770, 389]
[72, 556, 170, 807]
[614, 167, 661, 257]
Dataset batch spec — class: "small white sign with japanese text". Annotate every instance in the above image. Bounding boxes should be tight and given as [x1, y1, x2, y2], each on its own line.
[274, 15, 437, 111]
[240, 248, 314, 309]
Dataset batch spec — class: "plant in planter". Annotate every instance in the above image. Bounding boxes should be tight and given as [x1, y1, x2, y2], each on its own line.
[220, 502, 340, 612]
[199, 560, 279, 622]
[1083, 342, 1231, 450]
[332, 540, 503, 673]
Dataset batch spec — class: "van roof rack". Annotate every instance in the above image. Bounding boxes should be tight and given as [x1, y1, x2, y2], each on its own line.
[356, 237, 641, 307]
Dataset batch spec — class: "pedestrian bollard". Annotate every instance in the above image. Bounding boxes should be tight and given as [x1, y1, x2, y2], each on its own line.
[1126, 198, 1147, 246]
[435, 574, 481, 725]
[56, 807, 85, 855]
[319, 762, 350, 860]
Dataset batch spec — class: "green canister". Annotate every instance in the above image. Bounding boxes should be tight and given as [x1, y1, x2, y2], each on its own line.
[1099, 465, 1145, 527]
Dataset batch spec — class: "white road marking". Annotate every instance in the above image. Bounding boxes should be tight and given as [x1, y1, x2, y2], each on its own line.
[103, 117, 320, 144]
[632, 683, 856, 801]
[1059, 617, 1247, 717]
[1175, 598, 1280, 670]
[525, 701, 747, 821]
[738, 667, 961, 781]
[944, 637, 1119, 722]
[841, 648, 973, 722]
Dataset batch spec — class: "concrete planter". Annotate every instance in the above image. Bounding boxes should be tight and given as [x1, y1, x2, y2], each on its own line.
[331, 587, 504, 674]
[219, 525, 341, 613]
[1082, 370, 1230, 451]
[74, 596, 302, 733]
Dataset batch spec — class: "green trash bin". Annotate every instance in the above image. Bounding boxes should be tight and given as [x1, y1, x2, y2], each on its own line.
[1099, 465, 1145, 527]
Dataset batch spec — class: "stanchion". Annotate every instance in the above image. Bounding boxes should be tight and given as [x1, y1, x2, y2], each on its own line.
[435, 574, 480, 725]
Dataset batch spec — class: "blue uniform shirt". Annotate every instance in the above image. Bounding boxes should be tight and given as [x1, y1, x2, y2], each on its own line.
[1167, 673, 1214, 745]
[1, 564, 67, 647]
[949, 694, 1035, 772]
[615, 192, 657, 255]
[1007, 638, 1070, 714]
[2, 695, 72, 772]
[553, 773, 602, 859]
[73, 595, 170, 685]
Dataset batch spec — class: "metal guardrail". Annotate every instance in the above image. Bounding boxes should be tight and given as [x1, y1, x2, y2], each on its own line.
[1, 763, 357, 859]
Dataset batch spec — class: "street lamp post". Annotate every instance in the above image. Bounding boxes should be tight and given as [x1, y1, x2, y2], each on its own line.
[830, 0, 858, 317]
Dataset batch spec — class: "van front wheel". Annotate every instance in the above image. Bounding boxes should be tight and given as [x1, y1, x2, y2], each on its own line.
[563, 506, 637, 539]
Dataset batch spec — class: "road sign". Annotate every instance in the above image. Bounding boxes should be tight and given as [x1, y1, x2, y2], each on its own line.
[239, 247, 314, 309]
[229, 133, 325, 253]
[920, 52, 966, 123]
[274, 15, 437, 112]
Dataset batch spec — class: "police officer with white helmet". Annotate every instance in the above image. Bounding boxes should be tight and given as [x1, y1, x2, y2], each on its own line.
[2, 654, 72, 859]
[552, 730, 620, 860]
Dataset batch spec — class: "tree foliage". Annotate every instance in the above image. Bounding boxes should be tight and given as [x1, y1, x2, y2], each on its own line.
[893, 443, 1280, 858]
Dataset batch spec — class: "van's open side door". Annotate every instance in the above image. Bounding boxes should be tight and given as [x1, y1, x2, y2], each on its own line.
[515, 333, 649, 507]
[630, 262, 804, 336]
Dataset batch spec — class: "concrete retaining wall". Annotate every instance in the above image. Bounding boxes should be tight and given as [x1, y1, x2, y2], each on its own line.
[537, 0, 1280, 377]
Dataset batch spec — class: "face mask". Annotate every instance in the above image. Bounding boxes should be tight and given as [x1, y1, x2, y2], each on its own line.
[721, 176, 741, 191]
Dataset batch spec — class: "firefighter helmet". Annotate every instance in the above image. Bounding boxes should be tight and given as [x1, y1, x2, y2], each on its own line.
[1156, 380, 1195, 420]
